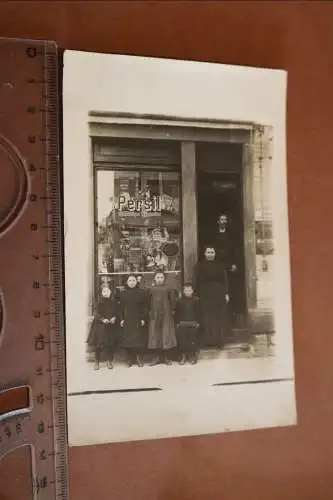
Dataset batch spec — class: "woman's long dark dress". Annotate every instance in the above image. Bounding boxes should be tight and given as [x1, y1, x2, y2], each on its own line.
[87, 297, 118, 350]
[119, 286, 148, 350]
[196, 259, 229, 348]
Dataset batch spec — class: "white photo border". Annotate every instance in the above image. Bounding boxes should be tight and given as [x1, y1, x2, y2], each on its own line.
[63, 50, 296, 446]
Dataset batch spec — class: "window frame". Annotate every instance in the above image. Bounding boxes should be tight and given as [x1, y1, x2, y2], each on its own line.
[92, 153, 184, 301]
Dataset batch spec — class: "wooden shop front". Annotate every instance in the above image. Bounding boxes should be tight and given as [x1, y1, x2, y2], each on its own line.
[89, 113, 274, 336]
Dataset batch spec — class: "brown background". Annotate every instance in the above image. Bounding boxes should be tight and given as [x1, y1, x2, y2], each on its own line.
[1, 1, 333, 499]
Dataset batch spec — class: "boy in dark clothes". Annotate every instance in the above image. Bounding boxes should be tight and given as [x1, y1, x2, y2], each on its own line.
[175, 283, 200, 364]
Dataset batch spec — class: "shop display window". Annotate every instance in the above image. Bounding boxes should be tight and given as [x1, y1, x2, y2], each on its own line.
[95, 169, 182, 296]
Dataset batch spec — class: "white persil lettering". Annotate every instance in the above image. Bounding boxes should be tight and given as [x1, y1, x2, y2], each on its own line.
[118, 195, 161, 213]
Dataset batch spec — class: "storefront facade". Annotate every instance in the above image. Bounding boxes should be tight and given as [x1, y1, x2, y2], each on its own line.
[89, 113, 274, 335]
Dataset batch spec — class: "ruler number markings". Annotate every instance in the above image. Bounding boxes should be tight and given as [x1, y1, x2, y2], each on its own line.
[43, 42, 69, 500]
[27, 41, 67, 499]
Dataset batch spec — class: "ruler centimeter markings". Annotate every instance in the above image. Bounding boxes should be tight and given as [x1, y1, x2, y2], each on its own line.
[0, 38, 68, 500]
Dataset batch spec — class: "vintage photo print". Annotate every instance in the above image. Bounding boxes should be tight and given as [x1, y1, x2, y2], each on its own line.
[63, 50, 296, 446]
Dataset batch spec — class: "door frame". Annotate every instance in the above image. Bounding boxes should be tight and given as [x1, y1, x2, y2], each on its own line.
[196, 161, 252, 319]
[242, 143, 257, 312]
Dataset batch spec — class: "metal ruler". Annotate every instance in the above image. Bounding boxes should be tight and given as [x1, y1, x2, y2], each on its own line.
[0, 38, 68, 499]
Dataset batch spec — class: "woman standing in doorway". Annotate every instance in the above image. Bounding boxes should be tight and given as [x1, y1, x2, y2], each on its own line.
[195, 246, 229, 349]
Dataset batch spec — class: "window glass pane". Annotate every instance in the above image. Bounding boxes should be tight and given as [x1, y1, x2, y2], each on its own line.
[96, 170, 182, 297]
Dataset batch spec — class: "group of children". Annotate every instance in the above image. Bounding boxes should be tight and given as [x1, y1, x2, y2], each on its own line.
[87, 271, 201, 370]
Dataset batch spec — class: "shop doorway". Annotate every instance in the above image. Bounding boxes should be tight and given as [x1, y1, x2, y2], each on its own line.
[197, 171, 247, 327]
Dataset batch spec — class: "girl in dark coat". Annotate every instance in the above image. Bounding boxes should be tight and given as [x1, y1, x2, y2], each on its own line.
[148, 271, 178, 366]
[87, 286, 118, 370]
[120, 274, 148, 367]
[136, 273, 150, 349]
[175, 283, 200, 364]
[195, 246, 229, 349]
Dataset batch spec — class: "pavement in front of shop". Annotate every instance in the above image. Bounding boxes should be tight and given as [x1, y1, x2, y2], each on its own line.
[70, 333, 277, 397]
[88, 333, 276, 368]
[223, 333, 275, 359]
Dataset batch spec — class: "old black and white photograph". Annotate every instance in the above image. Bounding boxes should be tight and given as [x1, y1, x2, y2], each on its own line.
[63, 50, 296, 446]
